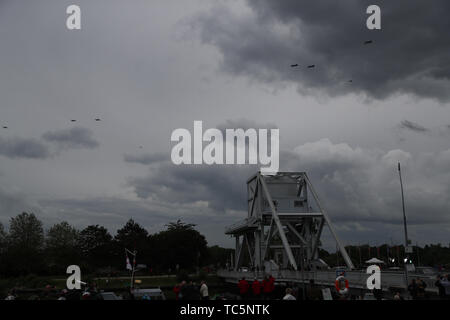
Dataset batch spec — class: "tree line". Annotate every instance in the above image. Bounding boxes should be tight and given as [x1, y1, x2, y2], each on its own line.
[0, 212, 233, 277]
[1, 212, 448, 277]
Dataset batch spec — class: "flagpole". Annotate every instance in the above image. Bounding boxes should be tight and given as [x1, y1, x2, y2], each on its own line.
[358, 243, 362, 268]
[125, 248, 137, 290]
[129, 250, 137, 290]
[398, 162, 409, 290]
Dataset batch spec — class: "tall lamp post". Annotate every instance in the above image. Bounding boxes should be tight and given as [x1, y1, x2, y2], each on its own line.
[398, 162, 409, 289]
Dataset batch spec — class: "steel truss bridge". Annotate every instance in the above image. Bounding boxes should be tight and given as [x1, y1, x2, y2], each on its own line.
[218, 172, 439, 294]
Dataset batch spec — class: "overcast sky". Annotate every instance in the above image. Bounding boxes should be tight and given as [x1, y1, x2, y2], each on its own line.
[0, 0, 449, 251]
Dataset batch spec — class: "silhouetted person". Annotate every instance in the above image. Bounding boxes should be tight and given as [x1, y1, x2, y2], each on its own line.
[306, 279, 322, 300]
[251, 278, 261, 300]
[416, 278, 427, 300]
[283, 288, 296, 300]
[238, 277, 250, 300]
[408, 279, 418, 300]
[200, 281, 209, 300]
[173, 283, 181, 300]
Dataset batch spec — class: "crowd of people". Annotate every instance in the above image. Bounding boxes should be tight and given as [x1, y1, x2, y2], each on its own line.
[237, 275, 276, 300]
[406, 275, 450, 300]
[435, 274, 450, 299]
[173, 280, 210, 300]
[3, 283, 103, 300]
[5, 273, 450, 300]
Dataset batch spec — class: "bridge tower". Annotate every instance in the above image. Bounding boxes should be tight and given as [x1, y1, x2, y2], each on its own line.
[226, 172, 354, 271]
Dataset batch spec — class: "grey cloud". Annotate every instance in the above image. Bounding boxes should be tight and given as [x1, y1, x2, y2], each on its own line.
[0, 127, 99, 160]
[0, 185, 42, 226]
[125, 138, 450, 246]
[191, 0, 450, 101]
[128, 163, 257, 212]
[42, 127, 99, 150]
[39, 197, 168, 227]
[38, 195, 244, 244]
[283, 139, 450, 226]
[127, 118, 278, 211]
[216, 118, 277, 132]
[0, 136, 50, 159]
[399, 120, 429, 133]
[124, 153, 168, 165]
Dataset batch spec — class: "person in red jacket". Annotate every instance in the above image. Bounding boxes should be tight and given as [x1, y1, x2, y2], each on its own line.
[262, 276, 271, 300]
[238, 277, 250, 300]
[262, 275, 276, 299]
[173, 283, 181, 300]
[251, 278, 261, 300]
[268, 275, 275, 299]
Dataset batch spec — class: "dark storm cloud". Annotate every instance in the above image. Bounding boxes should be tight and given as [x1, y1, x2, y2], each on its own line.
[126, 118, 278, 211]
[42, 127, 99, 150]
[0, 136, 50, 159]
[399, 120, 429, 133]
[128, 163, 257, 212]
[192, 0, 450, 101]
[0, 127, 99, 160]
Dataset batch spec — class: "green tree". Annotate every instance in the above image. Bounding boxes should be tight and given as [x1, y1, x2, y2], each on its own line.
[114, 219, 150, 267]
[152, 220, 208, 271]
[204, 245, 234, 268]
[115, 219, 148, 249]
[5, 212, 45, 275]
[0, 222, 6, 252]
[46, 221, 80, 273]
[0, 222, 7, 275]
[77, 225, 114, 269]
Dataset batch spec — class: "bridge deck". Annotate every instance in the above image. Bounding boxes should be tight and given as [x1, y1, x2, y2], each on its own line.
[218, 269, 439, 294]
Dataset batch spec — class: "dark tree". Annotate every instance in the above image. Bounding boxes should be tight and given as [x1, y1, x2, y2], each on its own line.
[204, 245, 234, 268]
[114, 219, 150, 267]
[115, 219, 148, 249]
[77, 225, 114, 269]
[4, 212, 45, 275]
[152, 220, 208, 271]
[0, 222, 6, 252]
[0, 223, 7, 275]
[46, 221, 80, 273]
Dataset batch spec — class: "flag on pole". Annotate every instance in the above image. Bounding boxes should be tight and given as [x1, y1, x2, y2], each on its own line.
[126, 255, 132, 271]
[125, 248, 135, 271]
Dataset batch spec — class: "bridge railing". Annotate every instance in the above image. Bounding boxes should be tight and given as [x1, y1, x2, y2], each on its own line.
[218, 269, 438, 293]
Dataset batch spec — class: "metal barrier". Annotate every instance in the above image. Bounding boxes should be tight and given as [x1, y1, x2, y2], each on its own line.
[218, 269, 438, 293]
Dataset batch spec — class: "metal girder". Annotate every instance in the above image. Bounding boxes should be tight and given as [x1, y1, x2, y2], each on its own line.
[260, 175, 298, 270]
[311, 218, 325, 260]
[262, 220, 275, 260]
[249, 182, 258, 218]
[304, 174, 355, 269]
[244, 235, 254, 266]
[286, 222, 307, 244]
